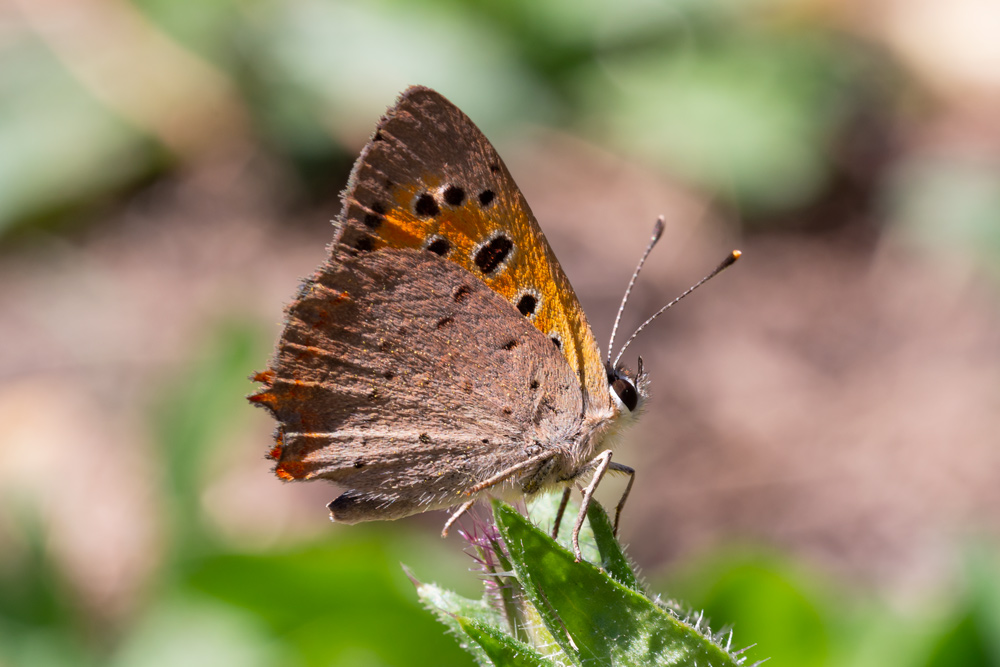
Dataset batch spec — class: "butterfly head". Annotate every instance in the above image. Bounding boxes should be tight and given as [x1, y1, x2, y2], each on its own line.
[606, 357, 649, 416]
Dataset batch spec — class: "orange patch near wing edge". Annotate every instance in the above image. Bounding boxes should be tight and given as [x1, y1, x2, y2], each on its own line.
[275, 460, 311, 481]
[252, 369, 275, 384]
[248, 390, 277, 408]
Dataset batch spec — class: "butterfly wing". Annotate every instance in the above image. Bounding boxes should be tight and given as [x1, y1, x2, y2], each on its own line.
[251, 247, 584, 521]
[336, 86, 609, 407]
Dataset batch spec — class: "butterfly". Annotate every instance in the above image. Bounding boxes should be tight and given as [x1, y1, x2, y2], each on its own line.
[249, 85, 737, 559]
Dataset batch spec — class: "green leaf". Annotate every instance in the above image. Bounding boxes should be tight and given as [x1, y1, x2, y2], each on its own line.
[526, 492, 600, 564]
[494, 501, 740, 667]
[585, 500, 642, 592]
[415, 574, 508, 649]
[415, 579, 501, 667]
[413, 577, 505, 629]
[459, 619, 549, 667]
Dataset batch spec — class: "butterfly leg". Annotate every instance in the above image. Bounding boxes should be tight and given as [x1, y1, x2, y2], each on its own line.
[465, 450, 557, 495]
[571, 449, 614, 562]
[441, 499, 476, 537]
[551, 486, 572, 539]
[608, 462, 635, 537]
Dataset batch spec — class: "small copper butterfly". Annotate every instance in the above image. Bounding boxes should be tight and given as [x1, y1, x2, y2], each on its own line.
[249, 86, 738, 559]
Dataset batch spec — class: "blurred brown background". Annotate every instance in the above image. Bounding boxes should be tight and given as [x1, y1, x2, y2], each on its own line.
[1, 0, 999, 665]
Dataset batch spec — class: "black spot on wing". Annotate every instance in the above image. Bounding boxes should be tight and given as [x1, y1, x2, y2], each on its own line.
[415, 193, 439, 217]
[474, 235, 513, 274]
[516, 293, 537, 317]
[363, 202, 385, 229]
[443, 185, 465, 206]
[353, 234, 374, 252]
[426, 237, 451, 256]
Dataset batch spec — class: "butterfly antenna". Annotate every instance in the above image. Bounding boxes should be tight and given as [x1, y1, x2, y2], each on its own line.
[612, 249, 742, 369]
[607, 216, 666, 360]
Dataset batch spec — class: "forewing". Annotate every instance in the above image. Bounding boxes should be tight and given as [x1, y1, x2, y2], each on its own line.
[250, 248, 584, 521]
[336, 86, 609, 408]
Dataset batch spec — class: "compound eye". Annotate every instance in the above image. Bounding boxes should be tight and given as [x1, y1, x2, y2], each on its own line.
[610, 377, 638, 412]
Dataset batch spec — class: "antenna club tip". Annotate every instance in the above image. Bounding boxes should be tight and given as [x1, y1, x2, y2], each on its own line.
[716, 249, 741, 271]
[652, 217, 665, 241]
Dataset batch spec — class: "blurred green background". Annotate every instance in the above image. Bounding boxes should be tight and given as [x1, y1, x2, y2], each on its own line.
[2, 0, 1000, 665]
